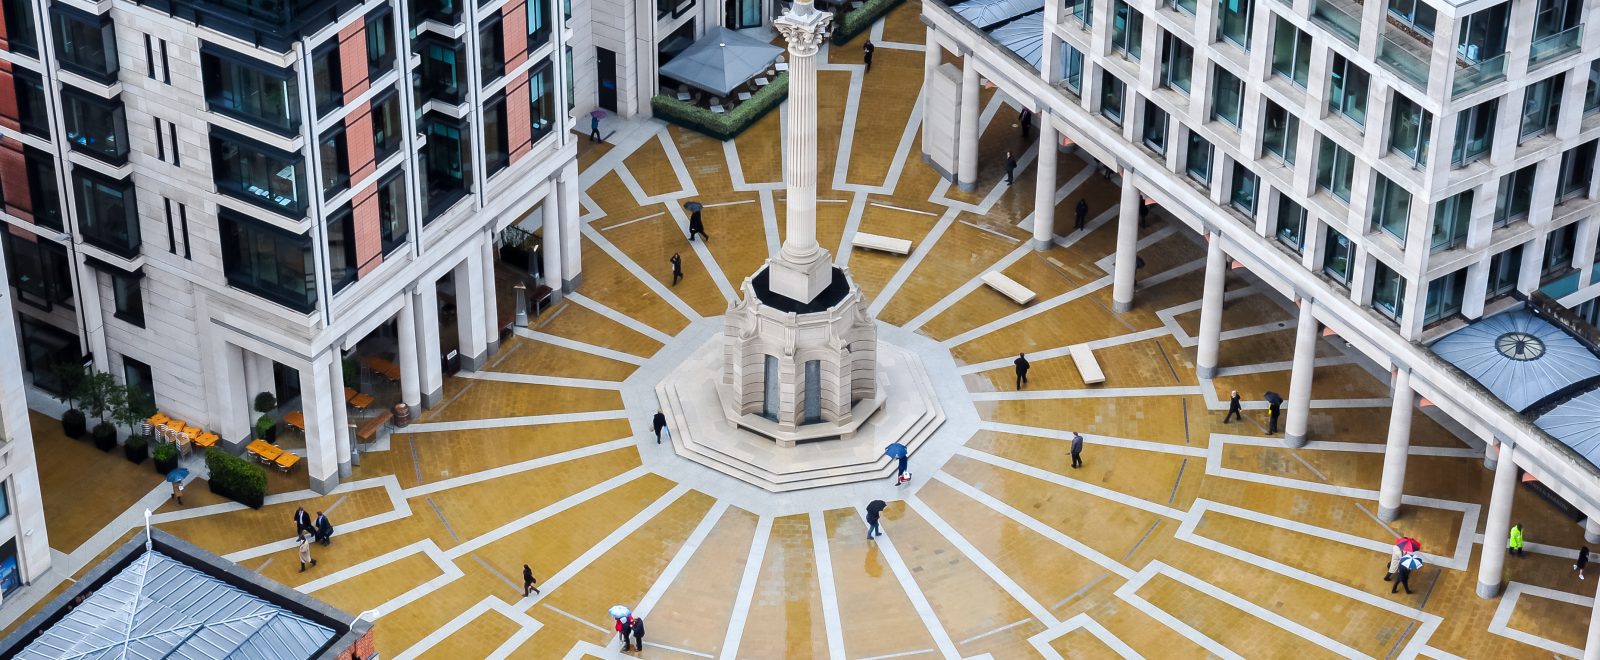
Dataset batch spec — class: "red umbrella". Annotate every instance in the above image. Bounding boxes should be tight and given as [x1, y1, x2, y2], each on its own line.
[1396, 537, 1421, 553]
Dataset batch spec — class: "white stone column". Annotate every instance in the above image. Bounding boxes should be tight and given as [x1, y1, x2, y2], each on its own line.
[1587, 517, 1600, 544]
[1112, 169, 1140, 313]
[300, 352, 343, 494]
[329, 353, 352, 478]
[1478, 440, 1517, 598]
[1196, 234, 1226, 379]
[1585, 577, 1600, 660]
[1033, 117, 1058, 250]
[1284, 298, 1318, 447]
[455, 255, 489, 371]
[923, 30, 941, 150]
[1485, 438, 1500, 470]
[560, 165, 583, 291]
[0, 245, 52, 578]
[770, 1, 835, 304]
[542, 180, 564, 298]
[481, 232, 500, 356]
[415, 278, 444, 407]
[957, 54, 980, 192]
[210, 341, 252, 443]
[1378, 368, 1414, 522]
[398, 292, 421, 408]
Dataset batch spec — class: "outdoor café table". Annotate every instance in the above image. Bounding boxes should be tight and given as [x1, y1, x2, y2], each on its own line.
[247, 439, 283, 464]
[193, 432, 219, 449]
[284, 411, 306, 431]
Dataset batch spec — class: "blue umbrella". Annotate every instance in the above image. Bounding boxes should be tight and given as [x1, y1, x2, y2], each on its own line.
[1399, 553, 1424, 570]
[884, 442, 907, 459]
[165, 468, 189, 484]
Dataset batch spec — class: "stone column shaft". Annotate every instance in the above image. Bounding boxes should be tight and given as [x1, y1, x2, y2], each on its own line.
[481, 233, 500, 355]
[1284, 299, 1317, 447]
[329, 352, 352, 477]
[957, 56, 980, 191]
[542, 179, 564, 296]
[1033, 119, 1057, 250]
[1196, 235, 1225, 378]
[1112, 170, 1140, 312]
[301, 352, 343, 494]
[398, 293, 421, 408]
[770, 2, 835, 303]
[1478, 440, 1517, 598]
[1586, 577, 1600, 660]
[1586, 518, 1600, 544]
[1378, 368, 1414, 521]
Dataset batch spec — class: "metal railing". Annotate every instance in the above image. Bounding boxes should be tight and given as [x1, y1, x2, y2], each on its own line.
[1530, 23, 1583, 67]
[1451, 53, 1505, 97]
[1310, 0, 1361, 45]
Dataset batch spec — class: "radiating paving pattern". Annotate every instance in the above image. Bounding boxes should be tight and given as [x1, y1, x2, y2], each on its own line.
[45, 4, 1600, 657]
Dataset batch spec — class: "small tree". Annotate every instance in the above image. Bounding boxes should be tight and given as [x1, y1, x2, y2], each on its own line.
[253, 392, 278, 442]
[52, 363, 88, 438]
[115, 385, 155, 463]
[91, 379, 124, 450]
[79, 372, 118, 424]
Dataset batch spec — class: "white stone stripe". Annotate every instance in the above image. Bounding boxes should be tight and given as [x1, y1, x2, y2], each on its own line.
[223, 478, 414, 562]
[446, 466, 648, 559]
[1192, 499, 1463, 569]
[835, 192, 869, 267]
[1135, 561, 1367, 659]
[810, 510, 848, 660]
[856, 649, 935, 660]
[403, 438, 637, 497]
[958, 219, 1023, 242]
[906, 497, 1059, 626]
[855, 508, 962, 659]
[978, 421, 1208, 457]
[600, 210, 665, 232]
[637, 501, 729, 616]
[903, 242, 1033, 332]
[759, 190, 781, 256]
[518, 329, 649, 365]
[958, 618, 1031, 645]
[702, 199, 756, 208]
[942, 275, 1112, 348]
[969, 386, 1202, 401]
[1111, 565, 1243, 660]
[870, 201, 938, 216]
[957, 448, 1186, 519]
[956, 327, 1170, 374]
[544, 603, 612, 632]
[644, 641, 715, 658]
[656, 130, 700, 200]
[830, 67, 863, 191]
[720, 515, 773, 660]
[1489, 583, 1589, 659]
[392, 596, 545, 660]
[869, 209, 960, 317]
[459, 369, 623, 391]
[1027, 613, 1143, 660]
[401, 409, 630, 434]
[934, 472, 1135, 580]
[1210, 355, 1354, 377]
[570, 292, 676, 344]
[579, 223, 702, 321]
[875, 92, 926, 195]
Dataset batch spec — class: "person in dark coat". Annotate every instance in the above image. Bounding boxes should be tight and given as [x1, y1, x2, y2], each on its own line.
[1018, 107, 1033, 140]
[862, 40, 875, 71]
[652, 410, 668, 444]
[1267, 397, 1282, 434]
[314, 511, 334, 545]
[294, 506, 313, 537]
[590, 114, 603, 143]
[688, 208, 708, 242]
[1004, 151, 1016, 185]
[523, 564, 540, 596]
[1014, 353, 1030, 390]
[1074, 199, 1089, 231]
[1577, 546, 1590, 580]
[1390, 562, 1414, 594]
[894, 455, 909, 484]
[630, 616, 645, 651]
[1224, 390, 1243, 423]
[670, 253, 683, 286]
[616, 615, 636, 651]
[866, 500, 886, 539]
[1070, 432, 1084, 469]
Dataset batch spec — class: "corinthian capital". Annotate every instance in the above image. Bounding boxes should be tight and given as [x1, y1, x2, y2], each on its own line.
[775, 10, 832, 57]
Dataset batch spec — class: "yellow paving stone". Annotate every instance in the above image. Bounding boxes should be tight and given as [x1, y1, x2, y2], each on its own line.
[813, 70, 854, 194]
[942, 90, 1018, 205]
[1046, 624, 1134, 660]
[845, 49, 924, 187]
[1135, 572, 1343, 659]
[667, 125, 741, 196]
[878, 217, 1028, 325]
[1080, 599, 1215, 658]
[646, 507, 761, 656]
[623, 133, 684, 199]
[1174, 290, 1298, 336]
[33, 411, 164, 554]
[950, 289, 1151, 365]
[487, 334, 639, 381]
[1211, 362, 1393, 401]
[848, 204, 941, 302]
[586, 171, 639, 219]
[1215, 327, 1343, 366]
[372, 565, 511, 657]
[314, 551, 445, 617]
[416, 608, 524, 660]
[390, 419, 632, 489]
[878, 135, 951, 215]
[419, 380, 622, 423]
[881, 0, 928, 44]
[695, 195, 771, 291]
[735, 513, 827, 659]
[969, 335, 1193, 392]
[531, 299, 664, 358]
[157, 485, 393, 557]
[986, 395, 1195, 445]
[821, 507, 938, 658]
[576, 130, 615, 171]
[1507, 591, 1591, 651]
[601, 208, 729, 316]
[735, 110, 783, 184]
[578, 236, 692, 335]
[964, 431, 1191, 507]
[921, 250, 1080, 341]
[1196, 479, 1465, 561]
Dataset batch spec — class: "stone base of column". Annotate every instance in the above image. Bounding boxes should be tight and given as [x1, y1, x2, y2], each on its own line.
[423, 387, 445, 408]
[563, 275, 583, 293]
[1477, 579, 1504, 599]
[461, 351, 487, 372]
[1113, 299, 1133, 313]
[486, 338, 500, 358]
[1378, 504, 1401, 523]
[1197, 365, 1217, 379]
[958, 180, 976, 192]
[339, 461, 352, 478]
[1032, 237, 1052, 251]
[310, 473, 339, 495]
[1586, 519, 1600, 544]
[1485, 456, 1498, 471]
[923, 155, 956, 183]
[1586, 529, 1600, 544]
[1284, 432, 1307, 448]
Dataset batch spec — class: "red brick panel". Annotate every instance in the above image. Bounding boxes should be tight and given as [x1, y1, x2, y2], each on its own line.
[0, 1, 11, 50]
[506, 74, 532, 164]
[338, 22, 370, 104]
[503, 1, 528, 70]
[336, 631, 378, 660]
[0, 137, 32, 222]
[345, 103, 376, 183]
[0, 60, 19, 132]
[352, 185, 383, 277]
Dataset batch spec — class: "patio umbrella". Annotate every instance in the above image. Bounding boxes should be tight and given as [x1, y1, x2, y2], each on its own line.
[1396, 537, 1421, 554]
[165, 468, 189, 483]
[684, 201, 703, 212]
[658, 27, 784, 97]
[867, 500, 887, 515]
[608, 605, 631, 619]
[1263, 391, 1283, 406]
[1398, 553, 1424, 571]
[884, 442, 908, 459]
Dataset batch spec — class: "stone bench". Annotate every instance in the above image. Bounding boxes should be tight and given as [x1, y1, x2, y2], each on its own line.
[1069, 344, 1105, 385]
[851, 232, 912, 255]
[981, 271, 1036, 305]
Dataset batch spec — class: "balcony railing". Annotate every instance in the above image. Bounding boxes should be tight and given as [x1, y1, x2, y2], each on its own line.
[1310, 0, 1361, 45]
[1452, 53, 1505, 97]
[1378, 31, 1429, 87]
[1530, 24, 1583, 67]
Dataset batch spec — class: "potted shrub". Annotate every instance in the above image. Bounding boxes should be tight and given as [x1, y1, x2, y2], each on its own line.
[123, 434, 148, 464]
[153, 443, 179, 475]
[79, 372, 119, 449]
[52, 363, 87, 438]
[115, 385, 155, 463]
[204, 448, 266, 509]
[253, 392, 277, 443]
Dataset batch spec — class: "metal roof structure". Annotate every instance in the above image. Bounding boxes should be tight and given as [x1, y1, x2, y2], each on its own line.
[658, 27, 784, 97]
[1536, 390, 1600, 469]
[953, 0, 1045, 29]
[1431, 309, 1600, 412]
[986, 12, 1044, 68]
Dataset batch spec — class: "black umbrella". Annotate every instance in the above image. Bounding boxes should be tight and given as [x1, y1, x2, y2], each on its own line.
[867, 500, 887, 514]
[1263, 391, 1283, 405]
[684, 201, 703, 212]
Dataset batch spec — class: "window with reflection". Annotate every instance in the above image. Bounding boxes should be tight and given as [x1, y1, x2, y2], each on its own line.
[1323, 227, 1353, 285]
[51, 6, 117, 82]
[219, 209, 317, 312]
[1218, 0, 1253, 49]
[372, 89, 403, 163]
[1372, 174, 1412, 244]
[1161, 32, 1192, 93]
[1430, 190, 1471, 252]
[1316, 137, 1355, 202]
[1271, 18, 1311, 87]
[1370, 262, 1406, 320]
[210, 129, 307, 217]
[1328, 54, 1369, 126]
[479, 14, 505, 82]
[378, 170, 409, 254]
[484, 93, 509, 177]
[201, 47, 300, 135]
[15, 71, 49, 138]
[74, 171, 140, 257]
[1276, 196, 1307, 252]
[1451, 99, 1496, 167]
[529, 0, 552, 50]
[2, 0, 39, 57]
[1389, 95, 1431, 166]
[319, 127, 350, 195]
[1186, 131, 1213, 184]
[532, 61, 556, 143]
[1100, 71, 1125, 126]
[61, 89, 128, 165]
[367, 9, 396, 76]
[1263, 100, 1298, 164]
[311, 43, 342, 117]
[326, 203, 357, 294]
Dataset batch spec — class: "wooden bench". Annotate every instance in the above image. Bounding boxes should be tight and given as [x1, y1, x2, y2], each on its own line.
[981, 271, 1036, 305]
[851, 232, 912, 255]
[1069, 344, 1105, 385]
[355, 410, 394, 443]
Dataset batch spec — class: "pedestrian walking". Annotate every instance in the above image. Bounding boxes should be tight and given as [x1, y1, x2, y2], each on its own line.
[1070, 432, 1084, 469]
[523, 564, 541, 596]
[1577, 547, 1590, 580]
[688, 207, 708, 242]
[862, 40, 875, 71]
[616, 615, 637, 651]
[1018, 107, 1033, 140]
[1074, 199, 1089, 232]
[1004, 151, 1016, 185]
[590, 113, 603, 143]
[652, 410, 667, 444]
[1138, 198, 1151, 228]
[1390, 563, 1413, 594]
[171, 480, 184, 506]
[866, 500, 886, 539]
[630, 616, 646, 651]
[314, 511, 334, 546]
[1509, 523, 1525, 558]
[1267, 398, 1282, 434]
[1014, 353, 1030, 390]
[1223, 390, 1243, 423]
[294, 506, 312, 538]
[894, 455, 909, 485]
[1383, 544, 1401, 581]
[297, 535, 318, 572]
[670, 252, 683, 286]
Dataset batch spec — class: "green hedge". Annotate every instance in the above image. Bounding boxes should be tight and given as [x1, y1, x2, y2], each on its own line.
[651, 72, 789, 141]
[831, 0, 906, 46]
[206, 448, 266, 509]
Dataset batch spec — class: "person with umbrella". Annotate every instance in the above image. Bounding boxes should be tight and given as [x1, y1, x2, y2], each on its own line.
[671, 252, 683, 286]
[885, 442, 909, 485]
[589, 110, 605, 143]
[686, 202, 707, 242]
[1384, 538, 1418, 582]
[609, 606, 635, 651]
[167, 468, 189, 506]
[1264, 391, 1283, 434]
[1391, 552, 1422, 594]
[866, 500, 886, 539]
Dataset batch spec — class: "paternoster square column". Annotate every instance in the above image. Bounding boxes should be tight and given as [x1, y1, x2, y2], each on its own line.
[771, 1, 834, 303]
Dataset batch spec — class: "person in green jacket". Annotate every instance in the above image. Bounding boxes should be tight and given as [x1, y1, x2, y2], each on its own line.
[1510, 523, 1526, 558]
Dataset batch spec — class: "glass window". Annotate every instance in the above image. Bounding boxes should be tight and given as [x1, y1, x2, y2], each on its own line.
[378, 170, 409, 254]
[528, 0, 552, 50]
[1170, 0, 1197, 15]
[367, 9, 396, 76]
[1389, 0, 1437, 35]
[14, 70, 49, 138]
[1186, 131, 1213, 184]
[319, 127, 350, 195]
[51, 7, 118, 82]
[23, 148, 62, 231]
[122, 357, 155, 412]
[1544, 223, 1578, 274]
[61, 89, 128, 165]
[1316, 137, 1355, 202]
[74, 171, 140, 258]
[2, 0, 39, 57]
[1328, 54, 1370, 126]
[1218, 0, 1254, 49]
[420, 113, 471, 222]
[532, 61, 556, 143]
[200, 48, 300, 135]
[1451, 99, 1497, 167]
[1520, 73, 1564, 140]
[1431, 189, 1472, 251]
[1558, 139, 1597, 199]
[218, 209, 317, 312]
[1372, 174, 1412, 244]
[1389, 95, 1432, 166]
[4, 233, 74, 311]
[1101, 71, 1126, 125]
[1061, 43, 1085, 93]
[1143, 103, 1169, 154]
[1488, 245, 1522, 295]
[1370, 261, 1406, 320]
[479, 14, 505, 82]
[311, 42, 342, 117]
[1493, 164, 1537, 225]
[1066, 0, 1094, 26]
[1230, 161, 1259, 216]
[326, 203, 357, 293]
[411, 0, 463, 24]
[484, 93, 509, 177]
[1211, 67, 1244, 127]
[1424, 270, 1467, 324]
[1533, 0, 1582, 40]
[210, 129, 307, 216]
[1277, 197, 1307, 252]
[1112, 0, 1143, 59]
[1162, 32, 1193, 93]
[1458, 3, 1510, 63]
[1323, 226, 1353, 284]
[566, 45, 576, 110]
[110, 271, 144, 327]
[1263, 100, 1298, 164]
[418, 37, 467, 105]
[1586, 60, 1600, 115]
[1271, 17, 1311, 87]
[372, 88, 403, 163]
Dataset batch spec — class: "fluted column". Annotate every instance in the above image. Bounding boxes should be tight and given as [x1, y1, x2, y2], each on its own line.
[1195, 234, 1225, 378]
[1033, 117, 1057, 250]
[1378, 368, 1414, 521]
[1284, 298, 1317, 447]
[770, 1, 834, 303]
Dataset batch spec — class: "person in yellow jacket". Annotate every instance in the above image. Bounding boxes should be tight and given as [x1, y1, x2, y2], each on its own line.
[1509, 523, 1526, 558]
